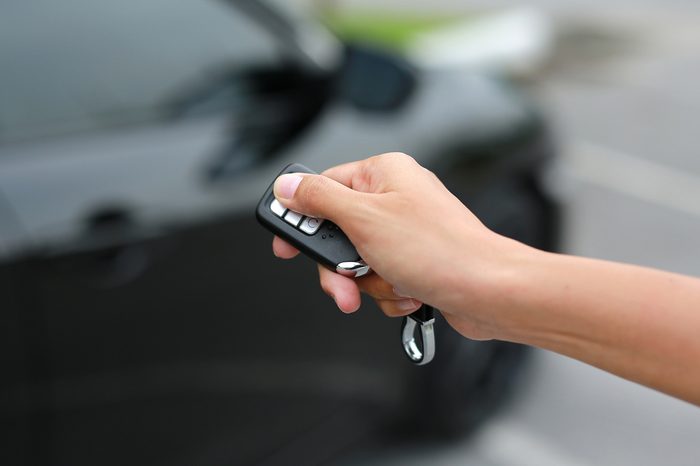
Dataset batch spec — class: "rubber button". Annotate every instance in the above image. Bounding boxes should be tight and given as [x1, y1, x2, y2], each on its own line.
[284, 210, 303, 227]
[300, 216, 323, 235]
[270, 199, 286, 217]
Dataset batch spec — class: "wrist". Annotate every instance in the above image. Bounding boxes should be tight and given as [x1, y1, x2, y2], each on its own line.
[459, 235, 550, 343]
[491, 244, 552, 343]
[435, 231, 549, 343]
[487, 246, 587, 347]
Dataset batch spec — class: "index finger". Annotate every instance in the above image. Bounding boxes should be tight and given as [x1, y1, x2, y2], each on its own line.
[321, 160, 365, 190]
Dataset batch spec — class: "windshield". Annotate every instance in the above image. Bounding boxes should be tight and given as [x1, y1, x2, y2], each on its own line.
[0, 0, 283, 142]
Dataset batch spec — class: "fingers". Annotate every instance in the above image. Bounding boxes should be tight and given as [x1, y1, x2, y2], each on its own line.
[320, 153, 419, 193]
[321, 160, 363, 188]
[273, 235, 423, 317]
[272, 239, 362, 313]
[374, 298, 423, 318]
[318, 265, 361, 313]
[356, 274, 423, 317]
[356, 273, 406, 300]
[318, 268, 423, 317]
[273, 173, 365, 224]
[272, 236, 300, 259]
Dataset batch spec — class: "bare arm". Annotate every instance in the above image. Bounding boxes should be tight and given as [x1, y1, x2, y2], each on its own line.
[500, 251, 700, 405]
[271, 153, 700, 405]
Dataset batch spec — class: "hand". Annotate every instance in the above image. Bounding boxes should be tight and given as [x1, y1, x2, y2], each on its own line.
[271, 153, 534, 341]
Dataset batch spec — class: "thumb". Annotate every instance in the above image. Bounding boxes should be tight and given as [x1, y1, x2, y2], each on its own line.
[273, 173, 360, 223]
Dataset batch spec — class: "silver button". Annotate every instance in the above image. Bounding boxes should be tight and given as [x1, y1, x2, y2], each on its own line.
[283, 210, 303, 227]
[299, 216, 323, 235]
[270, 199, 286, 217]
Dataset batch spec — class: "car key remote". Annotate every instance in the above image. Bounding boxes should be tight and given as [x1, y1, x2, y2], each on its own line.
[256, 163, 435, 365]
[256, 163, 370, 278]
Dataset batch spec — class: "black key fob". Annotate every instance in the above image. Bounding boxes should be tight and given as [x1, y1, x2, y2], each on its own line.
[255, 163, 370, 278]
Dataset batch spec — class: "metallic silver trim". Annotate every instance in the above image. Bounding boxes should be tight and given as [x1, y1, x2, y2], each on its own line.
[336, 261, 371, 278]
[401, 316, 436, 366]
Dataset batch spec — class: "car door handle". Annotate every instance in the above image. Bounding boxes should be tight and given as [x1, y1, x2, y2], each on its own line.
[72, 206, 152, 288]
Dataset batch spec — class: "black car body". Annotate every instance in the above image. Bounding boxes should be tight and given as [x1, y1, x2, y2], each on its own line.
[0, 1, 559, 465]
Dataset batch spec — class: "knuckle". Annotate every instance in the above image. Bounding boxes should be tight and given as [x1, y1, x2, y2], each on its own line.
[422, 166, 441, 184]
[368, 153, 418, 179]
[365, 154, 384, 170]
[388, 152, 416, 164]
[369, 152, 415, 166]
[394, 151, 414, 160]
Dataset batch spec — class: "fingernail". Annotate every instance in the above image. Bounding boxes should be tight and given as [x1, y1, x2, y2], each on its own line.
[274, 174, 303, 200]
[393, 287, 412, 298]
[396, 299, 421, 312]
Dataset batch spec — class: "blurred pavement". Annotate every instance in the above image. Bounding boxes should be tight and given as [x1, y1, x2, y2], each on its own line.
[340, 2, 700, 465]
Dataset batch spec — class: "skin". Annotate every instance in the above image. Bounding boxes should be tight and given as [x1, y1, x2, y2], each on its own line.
[271, 153, 700, 405]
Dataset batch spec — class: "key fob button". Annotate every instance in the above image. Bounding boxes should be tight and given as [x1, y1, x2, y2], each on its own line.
[283, 210, 303, 227]
[299, 216, 323, 235]
[270, 199, 287, 217]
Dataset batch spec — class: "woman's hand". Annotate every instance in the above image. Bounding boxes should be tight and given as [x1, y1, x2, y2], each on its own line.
[270, 153, 534, 341]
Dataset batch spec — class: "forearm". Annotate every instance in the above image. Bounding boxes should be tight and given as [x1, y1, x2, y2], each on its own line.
[496, 248, 700, 405]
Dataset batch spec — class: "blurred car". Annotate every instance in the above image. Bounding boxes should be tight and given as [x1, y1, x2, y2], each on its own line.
[0, 1, 559, 465]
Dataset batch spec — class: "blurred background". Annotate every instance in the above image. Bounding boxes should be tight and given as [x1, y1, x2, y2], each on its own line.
[1, 1, 699, 465]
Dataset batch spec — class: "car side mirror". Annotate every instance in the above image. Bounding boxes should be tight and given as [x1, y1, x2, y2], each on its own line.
[336, 45, 417, 112]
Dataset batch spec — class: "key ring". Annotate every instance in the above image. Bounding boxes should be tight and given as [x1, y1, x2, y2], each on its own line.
[401, 305, 436, 365]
